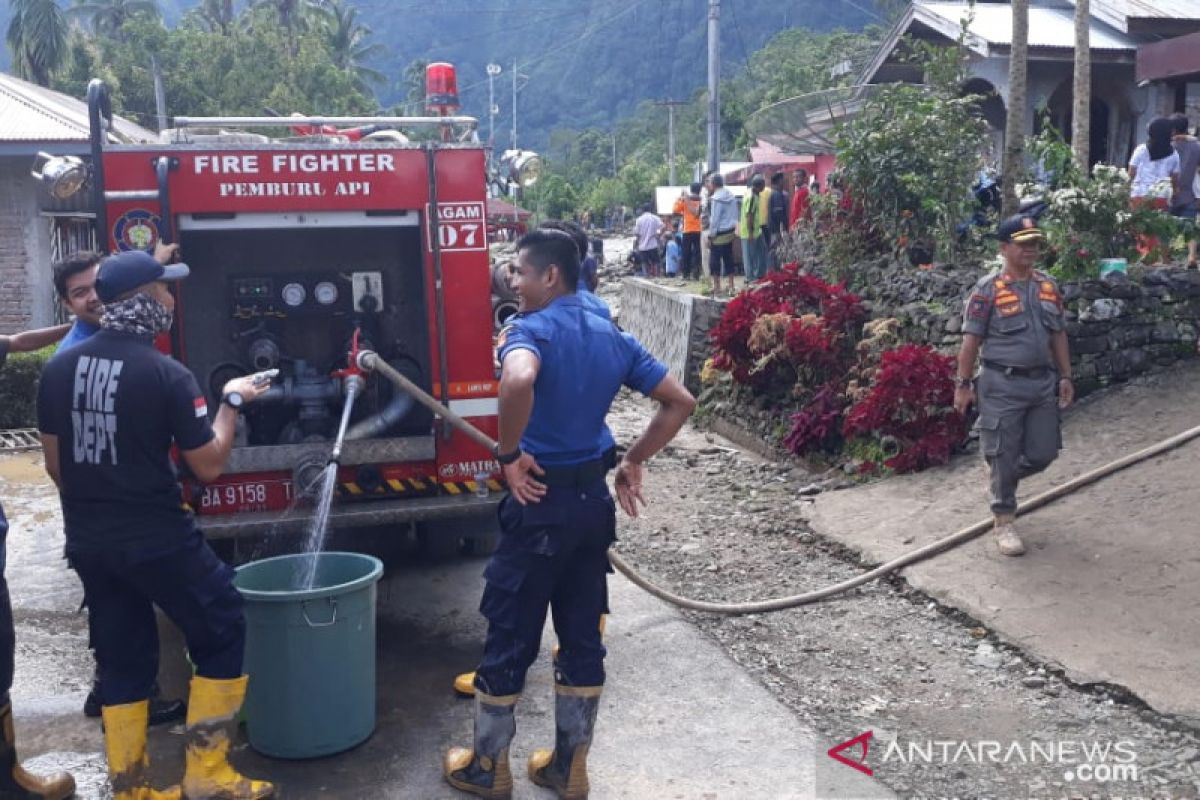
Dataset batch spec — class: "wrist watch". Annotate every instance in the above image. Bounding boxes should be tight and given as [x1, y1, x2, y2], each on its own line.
[955, 376, 973, 388]
[222, 391, 245, 410]
[495, 447, 522, 466]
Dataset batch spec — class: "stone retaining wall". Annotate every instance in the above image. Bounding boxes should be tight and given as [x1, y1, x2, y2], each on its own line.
[879, 268, 1200, 398]
[619, 278, 724, 394]
[621, 267, 1200, 403]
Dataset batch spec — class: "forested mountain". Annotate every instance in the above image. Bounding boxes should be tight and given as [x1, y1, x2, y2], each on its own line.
[2, 0, 879, 147]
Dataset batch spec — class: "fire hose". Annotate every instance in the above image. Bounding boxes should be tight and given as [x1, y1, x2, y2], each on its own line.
[357, 350, 1200, 615]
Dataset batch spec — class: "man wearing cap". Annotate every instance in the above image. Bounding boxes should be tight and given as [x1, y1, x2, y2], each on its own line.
[953, 215, 1073, 556]
[36, 251, 275, 800]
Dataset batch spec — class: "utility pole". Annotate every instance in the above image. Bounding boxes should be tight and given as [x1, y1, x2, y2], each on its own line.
[611, 133, 617, 177]
[486, 63, 502, 155]
[511, 59, 518, 151]
[706, 0, 721, 176]
[151, 55, 167, 133]
[655, 99, 688, 185]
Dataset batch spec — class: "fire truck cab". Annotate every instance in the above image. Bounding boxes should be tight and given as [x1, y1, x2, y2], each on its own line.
[77, 79, 503, 556]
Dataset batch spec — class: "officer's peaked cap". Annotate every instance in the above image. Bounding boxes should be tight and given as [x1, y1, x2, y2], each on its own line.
[996, 214, 1044, 244]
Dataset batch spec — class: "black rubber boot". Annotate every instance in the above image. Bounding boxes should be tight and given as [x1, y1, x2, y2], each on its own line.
[527, 684, 602, 800]
[443, 684, 517, 800]
[85, 683, 185, 727]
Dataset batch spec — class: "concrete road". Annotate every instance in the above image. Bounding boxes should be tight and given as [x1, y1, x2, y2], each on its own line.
[0, 451, 890, 799]
[810, 361, 1200, 725]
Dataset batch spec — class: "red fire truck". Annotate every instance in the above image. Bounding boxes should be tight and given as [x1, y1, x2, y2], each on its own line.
[72, 77, 503, 555]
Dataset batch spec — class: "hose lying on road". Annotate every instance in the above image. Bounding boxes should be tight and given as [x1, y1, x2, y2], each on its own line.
[357, 350, 1200, 615]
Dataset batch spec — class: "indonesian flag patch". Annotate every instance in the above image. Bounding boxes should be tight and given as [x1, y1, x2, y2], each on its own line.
[194, 397, 208, 418]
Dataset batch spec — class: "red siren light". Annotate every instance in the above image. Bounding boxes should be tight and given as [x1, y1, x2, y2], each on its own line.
[425, 62, 460, 114]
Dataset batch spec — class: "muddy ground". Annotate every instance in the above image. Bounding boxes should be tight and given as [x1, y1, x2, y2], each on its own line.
[604, 388, 1200, 799]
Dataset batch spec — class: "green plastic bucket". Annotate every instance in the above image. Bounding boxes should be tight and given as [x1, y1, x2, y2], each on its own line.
[234, 552, 384, 759]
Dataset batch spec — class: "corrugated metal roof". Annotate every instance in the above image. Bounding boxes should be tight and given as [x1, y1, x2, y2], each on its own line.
[916, 2, 1140, 51]
[1076, 0, 1200, 31]
[0, 72, 155, 143]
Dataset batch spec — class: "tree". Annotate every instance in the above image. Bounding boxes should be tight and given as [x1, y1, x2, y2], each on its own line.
[250, 0, 318, 54]
[193, 0, 234, 33]
[7, 0, 70, 86]
[315, 0, 385, 95]
[1072, 0, 1091, 170]
[68, 0, 160, 39]
[1001, 0, 1030, 215]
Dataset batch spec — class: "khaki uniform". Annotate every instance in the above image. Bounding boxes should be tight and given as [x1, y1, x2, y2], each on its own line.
[962, 269, 1065, 514]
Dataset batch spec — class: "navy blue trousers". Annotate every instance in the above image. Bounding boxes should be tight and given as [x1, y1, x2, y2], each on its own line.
[475, 481, 615, 696]
[69, 530, 244, 706]
[0, 503, 13, 700]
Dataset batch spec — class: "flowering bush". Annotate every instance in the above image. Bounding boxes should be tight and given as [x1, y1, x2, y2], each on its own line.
[1029, 128, 1183, 277]
[841, 344, 966, 473]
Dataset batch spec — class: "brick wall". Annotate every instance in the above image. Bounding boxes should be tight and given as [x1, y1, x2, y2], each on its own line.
[0, 159, 53, 334]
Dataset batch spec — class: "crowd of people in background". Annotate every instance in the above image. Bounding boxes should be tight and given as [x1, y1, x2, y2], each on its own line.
[1131, 113, 1200, 268]
[579, 110, 1200, 294]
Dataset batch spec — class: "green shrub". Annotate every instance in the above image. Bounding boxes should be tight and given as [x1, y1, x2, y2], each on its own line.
[0, 346, 55, 429]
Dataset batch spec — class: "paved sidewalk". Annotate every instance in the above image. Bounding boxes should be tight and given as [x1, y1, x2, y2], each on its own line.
[810, 362, 1200, 725]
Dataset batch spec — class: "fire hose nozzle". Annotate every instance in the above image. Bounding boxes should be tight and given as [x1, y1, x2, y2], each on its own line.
[356, 350, 378, 372]
[342, 373, 365, 398]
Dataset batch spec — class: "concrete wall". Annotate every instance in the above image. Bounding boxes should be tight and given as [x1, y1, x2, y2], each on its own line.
[620, 278, 725, 394]
[0, 159, 53, 333]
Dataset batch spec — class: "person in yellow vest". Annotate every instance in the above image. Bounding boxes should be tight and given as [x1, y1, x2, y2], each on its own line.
[739, 174, 770, 283]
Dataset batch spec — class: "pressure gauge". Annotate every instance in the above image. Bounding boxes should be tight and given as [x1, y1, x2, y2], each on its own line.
[281, 282, 306, 307]
[314, 281, 339, 305]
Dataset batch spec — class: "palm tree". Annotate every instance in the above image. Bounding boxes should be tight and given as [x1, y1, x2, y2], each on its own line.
[251, 0, 316, 36]
[195, 0, 235, 34]
[1001, 0, 1029, 215]
[7, 0, 69, 86]
[316, 0, 385, 93]
[68, 0, 160, 38]
[251, 0, 319, 55]
[1072, 0, 1091, 170]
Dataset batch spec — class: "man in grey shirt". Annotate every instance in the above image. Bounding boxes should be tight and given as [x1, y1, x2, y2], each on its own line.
[1171, 113, 1200, 269]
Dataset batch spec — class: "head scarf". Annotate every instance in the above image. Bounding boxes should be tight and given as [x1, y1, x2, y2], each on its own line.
[100, 292, 173, 337]
[1147, 117, 1175, 161]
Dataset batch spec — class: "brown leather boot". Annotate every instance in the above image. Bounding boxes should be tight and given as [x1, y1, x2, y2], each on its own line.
[0, 701, 75, 800]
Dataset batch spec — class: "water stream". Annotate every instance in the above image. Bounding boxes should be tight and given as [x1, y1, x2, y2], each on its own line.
[295, 461, 340, 590]
[294, 381, 360, 590]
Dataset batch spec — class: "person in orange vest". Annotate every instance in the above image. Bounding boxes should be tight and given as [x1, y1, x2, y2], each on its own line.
[672, 183, 704, 281]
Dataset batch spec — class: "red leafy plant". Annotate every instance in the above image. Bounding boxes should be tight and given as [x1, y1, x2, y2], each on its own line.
[709, 263, 864, 387]
[841, 344, 967, 473]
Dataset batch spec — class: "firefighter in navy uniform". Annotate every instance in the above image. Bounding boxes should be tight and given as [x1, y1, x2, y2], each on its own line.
[0, 323, 75, 800]
[443, 229, 696, 800]
[36, 251, 274, 800]
[954, 214, 1074, 556]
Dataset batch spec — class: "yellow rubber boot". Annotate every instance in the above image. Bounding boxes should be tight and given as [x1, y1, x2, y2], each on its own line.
[101, 700, 180, 800]
[181, 677, 273, 800]
[443, 689, 517, 799]
[454, 616, 608, 698]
